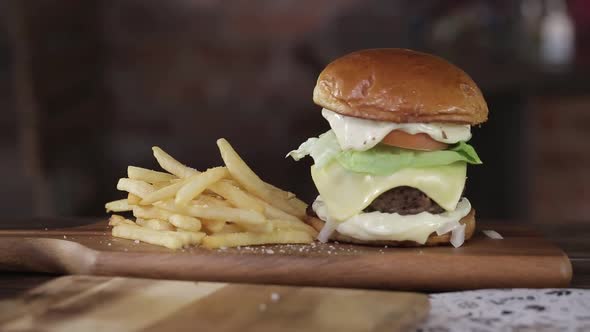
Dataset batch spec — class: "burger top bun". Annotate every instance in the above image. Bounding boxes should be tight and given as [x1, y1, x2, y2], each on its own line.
[313, 49, 488, 125]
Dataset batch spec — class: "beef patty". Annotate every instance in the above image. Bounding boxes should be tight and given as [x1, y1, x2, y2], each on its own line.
[307, 186, 445, 218]
[363, 186, 444, 215]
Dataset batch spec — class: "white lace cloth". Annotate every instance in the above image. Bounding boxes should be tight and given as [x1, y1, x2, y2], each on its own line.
[418, 289, 590, 331]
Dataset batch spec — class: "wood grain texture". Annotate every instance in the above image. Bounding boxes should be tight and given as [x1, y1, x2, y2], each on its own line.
[0, 220, 572, 291]
[0, 276, 429, 332]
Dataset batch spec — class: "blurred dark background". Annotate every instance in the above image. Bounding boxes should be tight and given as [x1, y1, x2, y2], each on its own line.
[1, 0, 589, 223]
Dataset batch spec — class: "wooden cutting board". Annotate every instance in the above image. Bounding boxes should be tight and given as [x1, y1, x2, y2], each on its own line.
[0, 220, 572, 290]
[0, 275, 429, 332]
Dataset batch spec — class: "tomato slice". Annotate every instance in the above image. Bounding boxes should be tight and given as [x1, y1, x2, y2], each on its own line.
[381, 130, 449, 151]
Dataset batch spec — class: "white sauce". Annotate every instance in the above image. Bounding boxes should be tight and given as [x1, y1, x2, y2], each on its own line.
[313, 196, 472, 245]
[313, 196, 338, 243]
[321, 108, 472, 151]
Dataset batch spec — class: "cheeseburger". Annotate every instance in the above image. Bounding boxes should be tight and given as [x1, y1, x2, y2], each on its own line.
[288, 49, 487, 247]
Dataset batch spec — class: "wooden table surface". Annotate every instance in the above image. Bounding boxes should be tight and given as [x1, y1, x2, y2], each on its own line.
[1, 218, 589, 299]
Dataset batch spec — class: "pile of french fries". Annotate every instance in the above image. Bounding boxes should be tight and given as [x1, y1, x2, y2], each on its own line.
[105, 139, 317, 249]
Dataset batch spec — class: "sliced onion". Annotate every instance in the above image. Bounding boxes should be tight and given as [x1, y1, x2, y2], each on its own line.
[435, 220, 461, 236]
[312, 196, 338, 243]
[317, 220, 337, 243]
[450, 224, 466, 248]
[482, 230, 503, 240]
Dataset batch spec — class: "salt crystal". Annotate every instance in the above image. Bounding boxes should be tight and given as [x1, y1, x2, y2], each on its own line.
[107, 243, 112, 246]
[266, 249, 274, 254]
[63, 235, 67, 239]
[271, 293, 280, 302]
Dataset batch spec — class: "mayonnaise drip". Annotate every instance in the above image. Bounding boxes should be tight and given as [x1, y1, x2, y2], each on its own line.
[312, 196, 471, 245]
[321, 108, 472, 151]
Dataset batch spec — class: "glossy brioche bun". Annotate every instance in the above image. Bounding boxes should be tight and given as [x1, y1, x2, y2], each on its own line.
[313, 49, 488, 125]
[305, 208, 476, 247]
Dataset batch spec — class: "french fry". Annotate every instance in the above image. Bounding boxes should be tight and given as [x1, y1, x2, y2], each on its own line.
[128, 193, 141, 205]
[235, 192, 316, 235]
[216, 138, 306, 219]
[174, 230, 206, 246]
[186, 204, 266, 225]
[215, 223, 243, 234]
[236, 188, 302, 223]
[239, 221, 273, 234]
[152, 146, 198, 178]
[269, 219, 317, 237]
[175, 167, 229, 206]
[112, 224, 185, 249]
[192, 195, 232, 208]
[108, 215, 136, 226]
[140, 181, 185, 205]
[260, 201, 303, 224]
[110, 140, 315, 250]
[157, 200, 265, 225]
[169, 214, 201, 232]
[202, 230, 313, 249]
[209, 180, 264, 213]
[135, 218, 176, 231]
[133, 206, 172, 220]
[202, 220, 226, 233]
[105, 199, 132, 213]
[264, 182, 308, 215]
[128, 166, 176, 184]
[116, 178, 154, 199]
[284, 196, 308, 218]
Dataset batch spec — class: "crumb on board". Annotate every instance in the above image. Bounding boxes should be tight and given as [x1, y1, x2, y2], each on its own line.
[206, 242, 382, 256]
[270, 293, 280, 302]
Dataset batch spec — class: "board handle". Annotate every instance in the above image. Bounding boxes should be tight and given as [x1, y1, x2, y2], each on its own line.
[0, 238, 97, 274]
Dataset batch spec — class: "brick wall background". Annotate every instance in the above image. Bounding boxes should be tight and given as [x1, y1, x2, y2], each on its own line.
[529, 96, 590, 223]
[1, 0, 589, 223]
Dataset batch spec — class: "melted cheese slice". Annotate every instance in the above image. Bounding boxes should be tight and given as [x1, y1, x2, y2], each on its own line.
[313, 196, 471, 244]
[311, 161, 466, 221]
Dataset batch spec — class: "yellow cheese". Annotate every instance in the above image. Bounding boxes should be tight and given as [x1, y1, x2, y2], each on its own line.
[311, 161, 466, 221]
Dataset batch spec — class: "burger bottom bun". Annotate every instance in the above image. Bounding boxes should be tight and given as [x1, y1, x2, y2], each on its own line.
[305, 208, 476, 247]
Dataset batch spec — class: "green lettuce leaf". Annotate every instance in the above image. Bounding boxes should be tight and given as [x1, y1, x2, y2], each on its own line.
[286, 130, 341, 168]
[336, 141, 482, 175]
